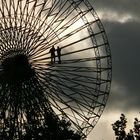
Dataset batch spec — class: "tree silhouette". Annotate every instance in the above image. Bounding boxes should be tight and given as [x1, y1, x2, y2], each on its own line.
[112, 113, 140, 140]
[22, 111, 82, 140]
[0, 74, 83, 140]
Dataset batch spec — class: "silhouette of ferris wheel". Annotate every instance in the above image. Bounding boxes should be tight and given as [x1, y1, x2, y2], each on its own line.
[0, 0, 112, 139]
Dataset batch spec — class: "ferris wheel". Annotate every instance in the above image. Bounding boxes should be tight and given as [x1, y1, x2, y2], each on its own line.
[0, 0, 112, 139]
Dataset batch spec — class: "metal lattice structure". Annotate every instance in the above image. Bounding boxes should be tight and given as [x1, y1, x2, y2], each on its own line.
[0, 0, 112, 139]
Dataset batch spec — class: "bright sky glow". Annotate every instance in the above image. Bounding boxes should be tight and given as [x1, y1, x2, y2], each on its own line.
[88, 110, 140, 140]
[98, 10, 138, 23]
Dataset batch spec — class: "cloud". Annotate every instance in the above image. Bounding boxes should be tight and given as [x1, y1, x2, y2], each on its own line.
[89, 0, 140, 113]
[89, 0, 140, 23]
[98, 10, 139, 23]
[92, 0, 140, 19]
[86, 0, 140, 139]
[107, 21, 140, 110]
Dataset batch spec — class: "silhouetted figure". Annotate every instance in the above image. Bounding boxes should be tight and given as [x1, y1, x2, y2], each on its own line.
[49, 46, 55, 64]
[56, 46, 61, 64]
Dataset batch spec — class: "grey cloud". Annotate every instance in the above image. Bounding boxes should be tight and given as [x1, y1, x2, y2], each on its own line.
[91, 0, 140, 19]
[104, 20, 140, 111]
[86, 1, 140, 112]
[87, 1, 140, 139]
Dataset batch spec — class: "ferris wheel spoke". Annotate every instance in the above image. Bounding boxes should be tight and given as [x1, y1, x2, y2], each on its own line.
[27, 12, 95, 57]
[29, 31, 102, 60]
[56, 70, 110, 85]
[0, 31, 11, 49]
[47, 89, 95, 130]
[49, 82, 96, 102]
[47, 20, 97, 51]
[42, 82, 92, 126]
[51, 83, 98, 107]
[43, 72, 96, 91]
[44, 4, 86, 43]
[50, 65, 110, 72]
[48, 99, 83, 132]
[46, 76, 106, 109]
[47, 84, 92, 110]
[46, 75, 98, 103]
[41, 0, 80, 39]
[31, 51, 107, 66]
[52, 71, 98, 86]
[46, 0, 78, 26]
[22, 1, 67, 53]
[45, 67, 103, 85]
[44, 80, 94, 104]
[29, 23, 95, 59]
[47, 18, 98, 48]
[60, 56, 106, 64]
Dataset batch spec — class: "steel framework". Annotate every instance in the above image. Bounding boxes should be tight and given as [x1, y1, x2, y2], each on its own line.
[0, 0, 112, 139]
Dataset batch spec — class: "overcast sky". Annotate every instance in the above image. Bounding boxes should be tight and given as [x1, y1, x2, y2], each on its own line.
[87, 0, 140, 139]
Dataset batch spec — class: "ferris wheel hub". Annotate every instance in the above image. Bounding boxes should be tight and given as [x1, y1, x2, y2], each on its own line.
[1, 53, 34, 83]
